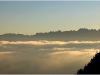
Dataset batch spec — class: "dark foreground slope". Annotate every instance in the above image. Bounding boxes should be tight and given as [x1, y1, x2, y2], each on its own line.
[77, 52, 100, 74]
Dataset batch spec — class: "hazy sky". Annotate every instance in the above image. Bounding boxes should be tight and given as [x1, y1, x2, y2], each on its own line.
[0, 1, 100, 35]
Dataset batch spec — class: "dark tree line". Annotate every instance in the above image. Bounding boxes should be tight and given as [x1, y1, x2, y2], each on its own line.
[77, 52, 100, 74]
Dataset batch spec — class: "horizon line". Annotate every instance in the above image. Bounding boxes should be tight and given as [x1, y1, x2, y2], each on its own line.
[1, 28, 100, 35]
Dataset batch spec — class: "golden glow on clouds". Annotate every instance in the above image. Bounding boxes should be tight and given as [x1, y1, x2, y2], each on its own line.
[50, 49, 96, 55]
[1, 41, 100, 45]
[0, 52, 14, 54]
[0, 40, 66, 45]
[0, 40, 99, 73]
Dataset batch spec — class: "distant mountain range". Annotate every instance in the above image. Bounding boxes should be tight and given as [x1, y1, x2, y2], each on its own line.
[1, 28, 100, 41]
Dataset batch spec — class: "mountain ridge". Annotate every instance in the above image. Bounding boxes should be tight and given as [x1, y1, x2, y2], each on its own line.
[1, 28, 100, 41]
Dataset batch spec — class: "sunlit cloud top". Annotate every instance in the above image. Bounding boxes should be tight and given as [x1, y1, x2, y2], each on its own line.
[1, 41, 100, 45]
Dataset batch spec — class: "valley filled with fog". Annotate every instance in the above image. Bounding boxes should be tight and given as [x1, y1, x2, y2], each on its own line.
[1, 1, 100, 74]
[0, 40, 98, 73]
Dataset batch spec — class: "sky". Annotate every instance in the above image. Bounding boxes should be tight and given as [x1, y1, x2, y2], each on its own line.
[0, 1, 100, 35]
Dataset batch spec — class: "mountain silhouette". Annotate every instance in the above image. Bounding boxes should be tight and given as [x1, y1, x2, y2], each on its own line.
[77, 51, 100, 74]
[1, 28, 100, 41]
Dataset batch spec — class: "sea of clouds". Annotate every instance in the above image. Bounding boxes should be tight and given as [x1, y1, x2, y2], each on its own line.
[0, 40, 99, 74]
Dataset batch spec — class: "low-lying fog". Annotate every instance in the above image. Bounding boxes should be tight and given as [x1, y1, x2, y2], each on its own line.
[0, 40, 98, 74]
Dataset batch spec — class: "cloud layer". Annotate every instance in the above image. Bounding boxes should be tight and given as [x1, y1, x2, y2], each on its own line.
[0, 41, 98, 74]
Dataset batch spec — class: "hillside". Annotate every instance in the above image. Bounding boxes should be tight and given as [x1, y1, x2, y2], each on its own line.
[77, 51, 100, 74]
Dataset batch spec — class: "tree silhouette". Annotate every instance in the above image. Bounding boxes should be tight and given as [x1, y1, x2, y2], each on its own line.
[77, 52, 100, 74]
